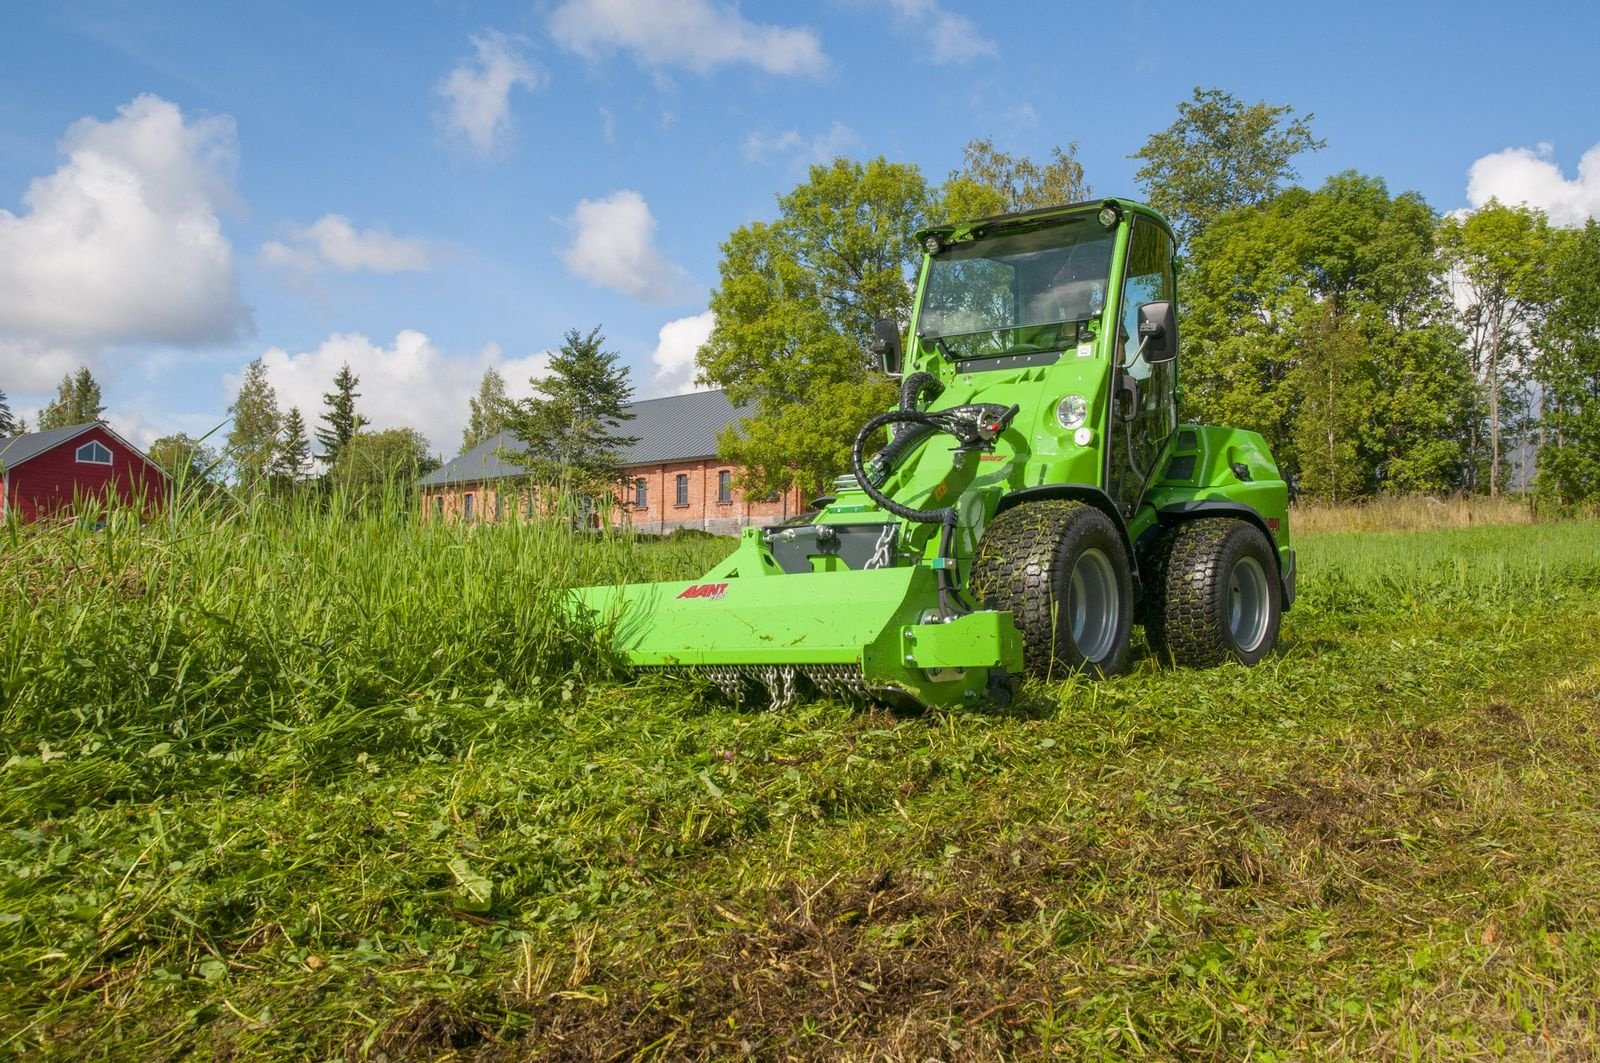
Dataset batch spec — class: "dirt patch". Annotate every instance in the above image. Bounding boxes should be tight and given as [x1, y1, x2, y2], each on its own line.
[503, 859, 1069, 1061]
[360, 996, 497, 1062]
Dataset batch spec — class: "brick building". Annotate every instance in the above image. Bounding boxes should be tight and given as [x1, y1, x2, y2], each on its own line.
[418, 390, 807, 534]
[0, 422, 168, 523]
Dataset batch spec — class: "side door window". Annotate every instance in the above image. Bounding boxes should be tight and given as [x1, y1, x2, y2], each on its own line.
[1109, 220, 1178, 514]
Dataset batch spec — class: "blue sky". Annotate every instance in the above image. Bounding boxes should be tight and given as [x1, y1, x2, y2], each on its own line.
[2, 0, 1597, 457]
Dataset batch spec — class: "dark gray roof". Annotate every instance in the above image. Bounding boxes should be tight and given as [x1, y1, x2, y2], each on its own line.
[420, 389, 749, 488]
[0, 423, 99, 470]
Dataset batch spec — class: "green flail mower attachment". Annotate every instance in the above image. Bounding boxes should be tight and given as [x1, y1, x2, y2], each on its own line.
[571, 197, 1295, 709]
[572, 533, 1024, 709]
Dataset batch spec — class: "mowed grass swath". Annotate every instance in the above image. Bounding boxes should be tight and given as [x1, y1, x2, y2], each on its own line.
[2, 491, 1599, 1059]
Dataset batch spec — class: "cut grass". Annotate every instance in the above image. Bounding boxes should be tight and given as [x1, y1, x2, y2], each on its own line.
[2, 507, 1598, 1059]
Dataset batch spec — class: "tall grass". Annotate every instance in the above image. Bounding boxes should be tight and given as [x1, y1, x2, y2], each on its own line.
[1289, 492, 1554, 534]
[0, 484, 730, 817]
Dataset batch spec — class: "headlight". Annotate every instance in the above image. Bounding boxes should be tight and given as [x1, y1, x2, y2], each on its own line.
[1056, 394, 1088, 430]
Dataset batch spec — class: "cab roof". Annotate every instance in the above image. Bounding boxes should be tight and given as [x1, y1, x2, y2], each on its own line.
[915, 197, 1174, 246]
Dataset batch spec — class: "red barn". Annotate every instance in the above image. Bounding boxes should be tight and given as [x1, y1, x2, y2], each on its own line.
[0, 422, 169, 523]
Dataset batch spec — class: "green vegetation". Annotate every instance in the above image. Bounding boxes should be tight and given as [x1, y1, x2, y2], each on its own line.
[3, 498, 1598, 1059]
[36, 368, 107, 432]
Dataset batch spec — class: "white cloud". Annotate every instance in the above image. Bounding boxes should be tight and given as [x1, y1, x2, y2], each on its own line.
[560, 190, 693, 304]
[648, 310, 714, 396]
[549, 0, 827, 77]
[743, 121, 861, 165]
[883, 0, 997, 64]
[245, 331, 551, 455]
[438, 32, 543, 154]
[1466, 141, 1600, 227]
[0, 94, 248, 350]
[261, 214, 431, 273]
[0, 338, 80, 393]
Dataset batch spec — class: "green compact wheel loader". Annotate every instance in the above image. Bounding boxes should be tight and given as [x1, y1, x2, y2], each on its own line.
[573, 198, 1296, 709]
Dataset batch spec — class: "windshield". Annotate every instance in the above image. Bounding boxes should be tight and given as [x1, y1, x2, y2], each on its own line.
[917, 220, 1115, 358]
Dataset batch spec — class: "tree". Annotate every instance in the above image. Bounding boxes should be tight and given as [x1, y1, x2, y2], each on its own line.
[462, 367, 514, 451]
[1131, 86, 1324, 247]
[1535, 220, 1600, 505]
[1181, 173, 1472, 496]
[698, 157, 930, 495]
[226, 359, 282, 487]
[316, 363, 367, 466]
[273, 406, 313, 485]
[0, 388, 15, 435]
[148, 433, 220, 485]
[1439, 202, 1552, 496]
[940, 137, 1091, 220]
[502, 326, 637, 492]
[37, 367, 107, 430]
[327, 427, 440, 497]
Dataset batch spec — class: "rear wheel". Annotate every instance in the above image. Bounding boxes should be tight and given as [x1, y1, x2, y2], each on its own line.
[1145, 518, 1282, 667]
[970, 501, 1133, 678]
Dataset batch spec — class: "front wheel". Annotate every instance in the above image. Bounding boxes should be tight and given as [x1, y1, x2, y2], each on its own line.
[1145, 519, 1282, 667]
[970, 501, 1133, 678]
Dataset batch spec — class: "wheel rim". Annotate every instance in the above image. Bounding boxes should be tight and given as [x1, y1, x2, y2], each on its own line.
[1228, 555, 1271, 653]
[1066, 547, 1119, 662]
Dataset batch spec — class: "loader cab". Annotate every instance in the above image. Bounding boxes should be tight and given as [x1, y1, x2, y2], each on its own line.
[1107, 216, 1180, 516]
[912, 202, 1181, 517]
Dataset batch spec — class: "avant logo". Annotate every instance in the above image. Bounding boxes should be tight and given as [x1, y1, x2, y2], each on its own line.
[676, 582, 729, 600]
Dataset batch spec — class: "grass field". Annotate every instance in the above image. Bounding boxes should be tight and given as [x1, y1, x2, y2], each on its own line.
[3, 497, 1599, 1060]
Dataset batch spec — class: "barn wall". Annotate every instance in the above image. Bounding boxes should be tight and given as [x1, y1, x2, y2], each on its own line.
[7, 427, 167, 523]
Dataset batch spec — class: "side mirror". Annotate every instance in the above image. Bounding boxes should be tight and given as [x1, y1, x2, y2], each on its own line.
[1135, 301, 1177, 363]
[870, 318, 903, 375]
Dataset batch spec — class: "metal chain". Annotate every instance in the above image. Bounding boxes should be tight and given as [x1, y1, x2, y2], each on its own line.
[652, 664, 882, 709]
[863, 523, 897, 569]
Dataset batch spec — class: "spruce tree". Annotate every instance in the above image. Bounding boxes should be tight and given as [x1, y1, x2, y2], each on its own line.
[274, 406, 313, 484]
[316, 363, 367, 466]
[227, 359, 282, 487]
[0, 388, 14, 435]
[503, 327, 637, 492]
[37, 367, 107, 430]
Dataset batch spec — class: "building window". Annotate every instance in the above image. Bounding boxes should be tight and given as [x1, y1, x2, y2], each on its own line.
[718, 469, 732, 503]
[433, 496, 443, 518]
[75, 440, 112, 465]
[634, 478, 648, 509]
[464, 492, 475, 521]
[675, 474, 689, 507]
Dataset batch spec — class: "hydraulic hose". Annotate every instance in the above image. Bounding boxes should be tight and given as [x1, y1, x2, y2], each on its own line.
[852, 404, 1012, 620]
[874, 371, 945, 477]
[899, 371, 943, 413]
[851, 409, 962, 529]
[850, 409, 966, 618]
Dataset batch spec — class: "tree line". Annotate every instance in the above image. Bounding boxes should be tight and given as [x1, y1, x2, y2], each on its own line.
[695, 87, 1600, 507]
[11, 88, 1594, 510]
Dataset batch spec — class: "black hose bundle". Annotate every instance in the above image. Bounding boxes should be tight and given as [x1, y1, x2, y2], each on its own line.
[850, 401, 1019, 620]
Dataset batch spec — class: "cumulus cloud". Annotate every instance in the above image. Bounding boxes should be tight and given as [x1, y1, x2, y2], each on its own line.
[647, 310, 714, 396]
[261, 214, 431, 273]
[549, 0, 827, 77]
[0, 94, 248, 351]
[245, 331, 552, 455]
[1466, 141, 1600, 227]
[0, 338, 82, 393]
[560, 190, 693, 304]
[883, 0, 997, 63]
[742, 121, 861, 165]
[438, 32, 543, 154]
